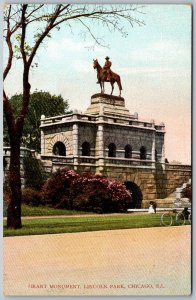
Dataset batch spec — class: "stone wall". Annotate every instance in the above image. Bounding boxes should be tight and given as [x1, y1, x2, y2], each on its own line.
[4, 149, 191, 208]
[44, 126, 73, 156]
[78, 123, 97, 156]
[155, 132, 165, 162]
[100, 163, 191, 207]
[103, 126, 154, 159]
[44, 159, 191, 208]
[3, 147, 38, 188]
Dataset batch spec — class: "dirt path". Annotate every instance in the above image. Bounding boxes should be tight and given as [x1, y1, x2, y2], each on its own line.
[3, 212, 159, 220]
[23, 212, 150, 219]
[3, 212, 147, 220]
[3, 226, 191, 296]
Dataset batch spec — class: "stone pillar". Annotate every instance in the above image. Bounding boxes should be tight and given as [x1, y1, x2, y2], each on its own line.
[97, 124, 104, 156]
[151, 131, 156, 168]
[40, 129, 44, 156]
[161, 143, 166, 170]
[96, 124, 104, 173]
[40, 115, 45, 156]
[73, 122, 79, 169]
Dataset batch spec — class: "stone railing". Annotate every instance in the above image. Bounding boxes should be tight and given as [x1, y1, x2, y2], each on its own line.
[3, 146, 36, 158]
[165, 164, 191, 171]
[40, 111, 165, 132]
[104, 157, 154, 167]
[41, 155, 155, 168]
[40, 113, 73, 125]
[40, 155, 192, 171]
[41, 155, 74, 164]
[78, 157, 97, 164]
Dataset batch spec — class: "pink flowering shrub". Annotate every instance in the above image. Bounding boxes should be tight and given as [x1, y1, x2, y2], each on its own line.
[42, 168, 132, 213]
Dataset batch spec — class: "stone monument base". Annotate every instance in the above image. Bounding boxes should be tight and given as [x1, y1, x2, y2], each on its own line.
[84, 93, 134, 118]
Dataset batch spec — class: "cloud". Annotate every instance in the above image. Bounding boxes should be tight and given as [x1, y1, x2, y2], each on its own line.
[72, 59, 93, 73]
[46, 37, 104, 59]
[118, 66, 190, 77]
[129, 40, 190, 65]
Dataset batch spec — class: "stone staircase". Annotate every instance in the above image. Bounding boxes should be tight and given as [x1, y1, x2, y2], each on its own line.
[142, 179, 191, 209]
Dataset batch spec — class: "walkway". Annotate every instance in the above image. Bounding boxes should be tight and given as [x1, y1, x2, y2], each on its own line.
[4, 226, 191, 296]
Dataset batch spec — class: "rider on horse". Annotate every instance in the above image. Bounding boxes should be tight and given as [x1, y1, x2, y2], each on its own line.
[97, 56, 112, 83]
[93, 57, 122, 96]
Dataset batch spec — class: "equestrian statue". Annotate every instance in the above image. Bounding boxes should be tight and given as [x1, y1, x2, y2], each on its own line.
[93, 56, 122, 97]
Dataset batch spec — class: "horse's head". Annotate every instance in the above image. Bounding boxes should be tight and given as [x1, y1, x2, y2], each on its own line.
[93, 59, 98, 69]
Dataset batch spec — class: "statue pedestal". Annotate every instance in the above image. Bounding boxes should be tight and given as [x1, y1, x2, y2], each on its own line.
[84, 93, 132, 118]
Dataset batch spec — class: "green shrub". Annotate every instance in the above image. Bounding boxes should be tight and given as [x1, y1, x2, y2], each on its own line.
[22, 188, 42, 206]
[23, 157, 47, 190]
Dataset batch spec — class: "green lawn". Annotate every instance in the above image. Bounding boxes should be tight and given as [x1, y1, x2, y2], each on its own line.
[21, 204, 93, 217]
[3, 214, 190, 237]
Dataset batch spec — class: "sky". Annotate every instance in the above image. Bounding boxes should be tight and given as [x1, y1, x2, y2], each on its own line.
[3, 4, 192, 164]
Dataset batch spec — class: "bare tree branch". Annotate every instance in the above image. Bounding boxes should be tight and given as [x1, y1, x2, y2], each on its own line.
[77, 18, 108, 48]
[26, 4, 45, 19]
[27, 5, 63, 67]
[3, 6, 13, 80]
[20, 5, 28, 65]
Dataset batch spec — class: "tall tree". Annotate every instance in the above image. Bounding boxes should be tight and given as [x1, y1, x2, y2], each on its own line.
[4, 91, 69, 151]
[3, 4, 145, 228]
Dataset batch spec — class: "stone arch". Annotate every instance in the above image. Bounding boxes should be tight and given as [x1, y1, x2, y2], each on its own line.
[124, 181, 143, 208]
[53, 142, 66, 156]
[79, 126, 96, 148]
[155, 149, 158, 162]
[108, 143, 116, 157]
[140, 146, 147, 160]
[82, 141, 91, 156]
[124, 144, 132, 158]
[104, 136, 121, 149]
[48, 133, 71, 155]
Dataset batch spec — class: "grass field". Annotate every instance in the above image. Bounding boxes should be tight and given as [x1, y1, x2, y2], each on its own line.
[3, 214, 190, 237]
[21, 204, 93, 216]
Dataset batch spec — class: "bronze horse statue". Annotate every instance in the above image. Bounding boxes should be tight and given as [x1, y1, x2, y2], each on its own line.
[93, 59, 122, 96]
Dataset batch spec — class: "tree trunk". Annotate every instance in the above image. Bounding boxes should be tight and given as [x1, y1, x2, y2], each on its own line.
[6, 139, 22, 229]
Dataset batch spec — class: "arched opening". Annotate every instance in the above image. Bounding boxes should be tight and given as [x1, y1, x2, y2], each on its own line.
[124, 181, 143, 208]
[82, 142, 91, 156]
[140, 146, 147, 160]
[53, 142, 66, 156]
[155, 149, 158, 162]
[108, 143, 116, 157]
[125, 144, 132, 158]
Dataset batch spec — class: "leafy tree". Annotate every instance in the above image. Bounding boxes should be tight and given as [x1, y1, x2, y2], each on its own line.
[3, 4, 145, 228]
[4, 91, 69, 151]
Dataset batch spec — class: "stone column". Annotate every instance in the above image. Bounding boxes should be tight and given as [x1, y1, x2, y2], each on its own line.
[98, 124, 104, 156]
[72, 122, 79, 169]
[161, 142, 166, 170]
[40, 129, 44, 156]
[40, 115, 45, 156]
[96, 124, 104, 173]
[151, 131, 156, 168]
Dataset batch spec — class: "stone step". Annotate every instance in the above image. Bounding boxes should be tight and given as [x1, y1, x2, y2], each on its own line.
[168, 193, 176, 198]
[142, 198, 175, 209]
